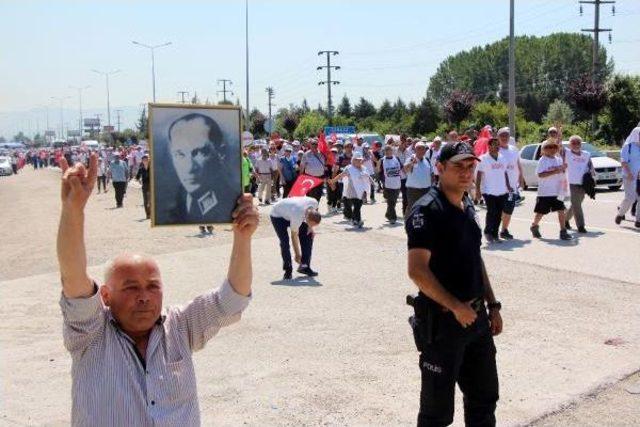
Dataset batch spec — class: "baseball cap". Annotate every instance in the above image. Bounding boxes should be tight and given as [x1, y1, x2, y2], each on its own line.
[497, 127, 510, 136]
[353, 152, 364, 160]
[414, 141, 427, 149]
[284, 145, 293, 152]
[548, 126, 558, 134]
[438, 142, 480, 163]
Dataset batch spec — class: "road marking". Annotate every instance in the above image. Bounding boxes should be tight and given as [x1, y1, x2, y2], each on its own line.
[509, 217, 640, 236]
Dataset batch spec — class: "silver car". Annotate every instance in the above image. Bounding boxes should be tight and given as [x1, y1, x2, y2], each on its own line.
[0, 156, 13, 176]
[519, 142, 623, 190]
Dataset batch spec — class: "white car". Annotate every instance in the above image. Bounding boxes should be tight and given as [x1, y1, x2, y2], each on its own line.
[0, 156, 13, 176]
[519, 142, 623, 190]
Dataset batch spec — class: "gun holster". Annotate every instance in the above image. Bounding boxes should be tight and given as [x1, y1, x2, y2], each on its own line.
[407, 293, 435, 352]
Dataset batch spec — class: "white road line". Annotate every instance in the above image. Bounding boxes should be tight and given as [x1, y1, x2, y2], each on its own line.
[509, 216, 640, 236]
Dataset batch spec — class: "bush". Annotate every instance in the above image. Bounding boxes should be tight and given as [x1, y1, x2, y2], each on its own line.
[294, 112, 327, 140]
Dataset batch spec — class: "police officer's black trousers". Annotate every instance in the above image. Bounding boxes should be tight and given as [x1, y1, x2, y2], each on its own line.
[417, 310, 498, 427]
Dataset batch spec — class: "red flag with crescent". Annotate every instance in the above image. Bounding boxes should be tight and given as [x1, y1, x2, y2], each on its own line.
[288, 174, 324, 197]
[317, 130, 335, 166]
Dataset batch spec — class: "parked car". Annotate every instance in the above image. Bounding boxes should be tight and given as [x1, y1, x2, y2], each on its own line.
[0, 156, 13, 176]
[519, 141, 623, 190]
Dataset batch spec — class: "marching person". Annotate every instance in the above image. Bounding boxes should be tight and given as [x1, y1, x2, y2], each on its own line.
[96, 157, 108, 194]
[56, 154, 259, 426]
[254, 148, 275, 205]
[497, 127, 524, 240]
[403, 141, 433, 215]
[475, 137, 509, 243]
[405, 141, 502, 426]
[615, 127, 640, 228]
[109, 152, 128, 208]
[334, 141, 354, 218]
[270, 196, 322, 280]
[564, 135, 595, 233]
[299, 140, 326, 202]
[279, 146, 298, 198]
[530, 140, 572, 240]
[329, 152, 372, 228]
[378, 144, 403, 224]
[135, 154, 151, 220]
[396, 135, 411, 214]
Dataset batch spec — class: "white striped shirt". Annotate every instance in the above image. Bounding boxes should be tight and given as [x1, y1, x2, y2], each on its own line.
[59, 280, 251, 427]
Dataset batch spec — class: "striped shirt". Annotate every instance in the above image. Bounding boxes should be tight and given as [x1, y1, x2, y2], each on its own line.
[59, 280, 251, 427]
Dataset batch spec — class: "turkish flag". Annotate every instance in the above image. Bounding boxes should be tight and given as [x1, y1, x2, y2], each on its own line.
[288, 174, 324, 197]
[317, 130, 335, 166]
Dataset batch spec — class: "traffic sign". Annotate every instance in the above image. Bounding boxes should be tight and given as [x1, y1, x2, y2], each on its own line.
[264, 118, 275, 133]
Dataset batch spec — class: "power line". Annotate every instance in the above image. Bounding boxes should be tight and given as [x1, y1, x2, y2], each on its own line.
[580, 0, 616, 82]
[217, 79, 233, 103]
[317, 50, 340, 124]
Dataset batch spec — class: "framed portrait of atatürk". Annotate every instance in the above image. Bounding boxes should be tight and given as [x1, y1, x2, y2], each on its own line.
[148, 104, 242, 226]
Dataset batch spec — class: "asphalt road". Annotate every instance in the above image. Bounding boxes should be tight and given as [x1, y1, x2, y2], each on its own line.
[0, 168, 638, 426]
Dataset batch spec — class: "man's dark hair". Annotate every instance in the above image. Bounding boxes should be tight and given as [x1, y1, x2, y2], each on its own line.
[167, 113, 223, 146]
[307, 209, 322, 224]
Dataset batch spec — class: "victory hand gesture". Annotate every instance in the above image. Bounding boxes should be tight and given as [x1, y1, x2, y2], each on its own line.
[60, 154, 98, 211]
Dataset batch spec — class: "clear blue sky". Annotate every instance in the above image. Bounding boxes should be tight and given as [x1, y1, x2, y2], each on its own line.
[1, 0, 639, 137]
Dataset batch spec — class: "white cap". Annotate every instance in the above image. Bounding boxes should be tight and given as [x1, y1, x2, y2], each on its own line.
[497, 127, 510, 136]
[414, 141, 427, 148]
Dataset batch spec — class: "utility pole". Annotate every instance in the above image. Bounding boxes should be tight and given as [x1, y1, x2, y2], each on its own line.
[177, 91, 189, 104]
[70, 85, 90, 138]
[115, 109, 122, 132]
[92, 69, 121, 129]
[51, 96, 71, 139]
[317, 50, 340, 125]
[245, 0, 250, 131]
[580, 0, 615, 131]
[508, 0, 516, 138]
[580, 0, 615, 83]
[217, 79, 233, 103]
[265, 87, 275, 124]
[132, 41, 172, 102]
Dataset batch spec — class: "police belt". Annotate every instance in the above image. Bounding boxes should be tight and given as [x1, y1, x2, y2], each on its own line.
[406, 293, 485, 316]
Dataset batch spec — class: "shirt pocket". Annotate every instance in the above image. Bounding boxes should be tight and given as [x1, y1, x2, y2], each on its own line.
[164, 359, 197, 402]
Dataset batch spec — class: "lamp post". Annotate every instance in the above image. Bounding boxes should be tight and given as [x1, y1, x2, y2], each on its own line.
[132, 41, 172, 102]
[50, 96, 71, 139]
[69, 85, 90, 138]
[92, 69, 120, 129]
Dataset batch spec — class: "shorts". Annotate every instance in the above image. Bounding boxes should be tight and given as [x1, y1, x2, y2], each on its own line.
[503, 192, 517, 215]
[534, 196, 566, 214]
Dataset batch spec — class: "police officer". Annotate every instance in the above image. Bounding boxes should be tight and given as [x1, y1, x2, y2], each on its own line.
[405, 141, 503, 426]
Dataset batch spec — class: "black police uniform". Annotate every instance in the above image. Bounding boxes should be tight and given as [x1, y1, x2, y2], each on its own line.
[405, 186, 499, 427]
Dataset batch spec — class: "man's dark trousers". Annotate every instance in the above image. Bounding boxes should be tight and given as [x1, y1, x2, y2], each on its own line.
[307, 183, 323, 202]
[482, 194, 506, 238]
[384, 188, 400, 221]
[270, 216, 313, 272]
[417, 309, 498, 426]
[113, 181, 126, 207]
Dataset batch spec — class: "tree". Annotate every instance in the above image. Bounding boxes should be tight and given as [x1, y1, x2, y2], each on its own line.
[282, 111, 300, 139]
[543, 100, 574, 126]
[354, 97, 376, 120]
[136, 106, 148, 139]
[300, 98, 310, 114]
[470, 102, 509, 128]
[392, 97, 408, 121]
[443, 90, 475, 125]
[315, 103, 326, 117]
[377, 99, 393, 120]
[337, 95, 352, 117]
[411, 98, 441, 135]
[607, 74, 640, 145]
[249, 109, 266, 136]
[427, 33, 612, 121]
[294, 112, 328, 140]
[567, 74, 608, 116]
[218, 100, 233, 105]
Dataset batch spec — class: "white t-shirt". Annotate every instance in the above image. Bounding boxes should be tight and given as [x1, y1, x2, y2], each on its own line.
[564, 149, 591, 185]
[381, 156, 402, 190]
[405, 155, 432, 189]
[477, 153, 508, 196]
[427, 147, 442, 176]
[536, 155, 564, 197]
[270, 196, 319, 231]
[499, 145, 520, 190]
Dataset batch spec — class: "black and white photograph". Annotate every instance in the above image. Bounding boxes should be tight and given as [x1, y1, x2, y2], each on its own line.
[149, 104, 242, 226]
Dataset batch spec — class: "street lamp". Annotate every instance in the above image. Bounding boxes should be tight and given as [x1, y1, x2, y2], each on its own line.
[69, 85, 90, 138]
[132, 40, 172, 102]
[92, 69, 121, 130]
[51, 96, 72, 140]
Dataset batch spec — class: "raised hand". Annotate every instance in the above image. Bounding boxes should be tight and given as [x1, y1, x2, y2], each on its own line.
[60, 154, 98, 212]
[231, 194, 259, 238]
